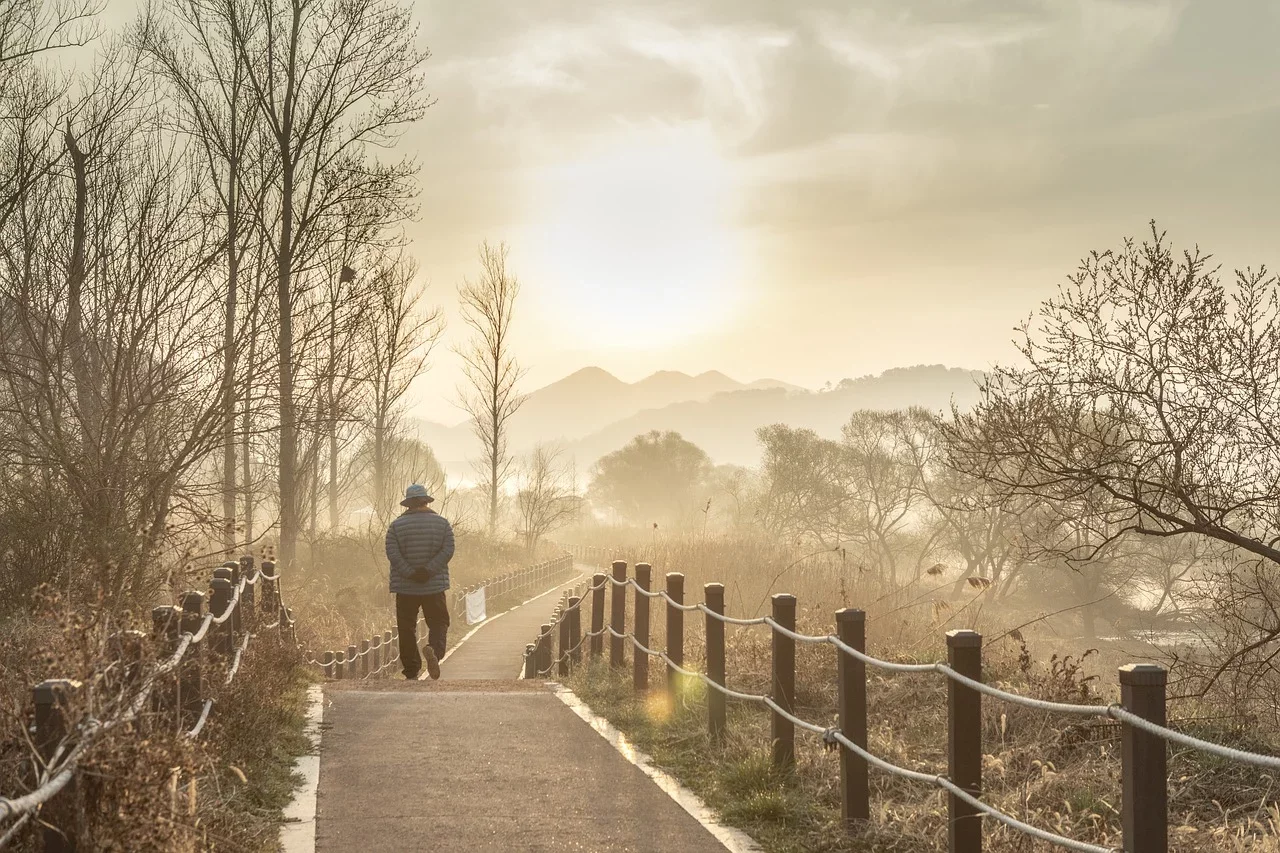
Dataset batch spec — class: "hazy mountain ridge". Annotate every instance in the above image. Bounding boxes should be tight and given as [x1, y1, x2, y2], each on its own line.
[412, 364, 982, 470]
[564, 364, 984, 467]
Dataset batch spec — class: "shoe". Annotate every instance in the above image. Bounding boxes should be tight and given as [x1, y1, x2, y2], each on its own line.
[422, 645, 441, 680]
[403, 671, 419, 681]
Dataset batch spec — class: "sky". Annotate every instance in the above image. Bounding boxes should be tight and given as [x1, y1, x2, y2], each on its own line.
[101, 0, 1280, 424]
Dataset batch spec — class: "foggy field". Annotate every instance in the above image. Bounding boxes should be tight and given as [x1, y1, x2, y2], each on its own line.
[4, 0, 1280, 849]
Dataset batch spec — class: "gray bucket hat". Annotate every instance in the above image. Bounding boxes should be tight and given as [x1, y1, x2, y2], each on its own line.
[400, 483, 435, 507]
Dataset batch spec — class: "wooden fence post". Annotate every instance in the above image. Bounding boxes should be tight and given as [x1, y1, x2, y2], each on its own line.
[384, 630, 395, 666]
[370, 636, 381, 676]
[34, 679, 81, 853]
[151, 606, 181, 720]
[666, 573, 685, 701]
[347, 645, 358, 681]
[359, 640, 370, 678]
[633, 563, 651, 691]
[334, 652, 345, 680]
[239, 555, 255, 621]
[222, 560, 243, 635]
[610, 560, 627, 670]
[537, 624, 553, 677]
[179, 591, 205, 729]
[771, 593, 796, 771]
[322, 651, 334, 679]
[705, 583, 726, 741]
[262, 560, 278, 615]
[210, 575, 234, 656]
[947, 629, 983, 853]
[1120, 664, 1168, 853]
[558, 612, 571, 678]
[590, 573, 606, 659]
[837, 608, 868, 826]
[568, 597, 582, 667]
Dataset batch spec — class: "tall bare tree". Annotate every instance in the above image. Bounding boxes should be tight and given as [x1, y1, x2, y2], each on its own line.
[134, 0, 265, 553]
[227, 0, 429, 568]
[457, 241, 525, 535]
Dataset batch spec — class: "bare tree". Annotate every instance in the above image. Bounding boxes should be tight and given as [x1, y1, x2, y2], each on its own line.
[456, 241, 526, 535]
[515, 444, 580, 553]
[228, 0, 429, 569]
[944, 225, 1280, 683]
[360, 255, 442, 522]
[0, 56, 227, 604]
[134, 0, 265, 553]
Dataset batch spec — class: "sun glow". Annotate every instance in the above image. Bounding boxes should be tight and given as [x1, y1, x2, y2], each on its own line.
[527, 127, 743, 349]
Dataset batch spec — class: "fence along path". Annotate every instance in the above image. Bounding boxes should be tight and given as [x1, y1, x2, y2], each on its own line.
[532, 550, 1280, 853]
[0, 554, 580, 850]
[0, 556, 301, 850]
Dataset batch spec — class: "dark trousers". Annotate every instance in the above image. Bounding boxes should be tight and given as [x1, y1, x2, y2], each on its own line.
[396, 592, 450, 678]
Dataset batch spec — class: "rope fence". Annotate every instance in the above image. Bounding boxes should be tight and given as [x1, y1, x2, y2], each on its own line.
[2, 550, 577, 850]
[532, 552, 1280, 853]
[0, 555, 305, 851]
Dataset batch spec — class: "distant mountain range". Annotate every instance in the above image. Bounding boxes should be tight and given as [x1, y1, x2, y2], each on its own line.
[413, 364, 983, 472]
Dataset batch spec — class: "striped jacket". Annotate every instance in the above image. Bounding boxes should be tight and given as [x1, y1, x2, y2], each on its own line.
[385, 508, 454, 596]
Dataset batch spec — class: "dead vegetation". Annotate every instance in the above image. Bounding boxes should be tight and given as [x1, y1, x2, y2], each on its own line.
[566, 534, 1280, 852]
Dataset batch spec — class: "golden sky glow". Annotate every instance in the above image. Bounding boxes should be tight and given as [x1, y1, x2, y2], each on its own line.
[525, 126, 744, 351]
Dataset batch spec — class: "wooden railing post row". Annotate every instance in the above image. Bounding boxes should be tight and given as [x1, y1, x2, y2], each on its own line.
[1119, 664, 1168, 853]
[633, 563, 651, 691]
[209, 575, 233, 656]
[590, 573, 606, 659]
[836, 608, 868, 827]
[610, 560, 627, 670]
[704, 583, 726, 741]
[34, 678, 81, 853]
[666, 573, 684, 702]
[771, 593, 796, 771]
[946, 629, 983, 853]
[179, 591, 205, 729]
[568, 596, 582, 667]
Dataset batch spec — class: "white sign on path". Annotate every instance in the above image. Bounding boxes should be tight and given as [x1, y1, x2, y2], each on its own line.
[465, 587, 487, 625]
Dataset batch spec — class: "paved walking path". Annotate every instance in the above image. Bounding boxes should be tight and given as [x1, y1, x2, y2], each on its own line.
[313, 570, 732, 853]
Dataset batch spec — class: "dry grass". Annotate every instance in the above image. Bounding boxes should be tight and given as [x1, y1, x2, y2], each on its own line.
[566, 534, 1280, 852]
[0, 591, 312, 851]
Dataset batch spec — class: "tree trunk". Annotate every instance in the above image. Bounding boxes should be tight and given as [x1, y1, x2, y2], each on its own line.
[277, 157, 298, 570]
[242, 317, 256, 545]
[328, 407, 338, 530]
[310, 409, 320, 542]
[221, 167, 238, 554]
[373, 406, 386, 521]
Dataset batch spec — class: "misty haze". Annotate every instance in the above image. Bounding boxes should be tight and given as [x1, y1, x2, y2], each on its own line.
[1, 1, 1279, 852]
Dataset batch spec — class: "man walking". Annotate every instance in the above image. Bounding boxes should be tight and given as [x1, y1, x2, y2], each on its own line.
[386, 484, 454, 680]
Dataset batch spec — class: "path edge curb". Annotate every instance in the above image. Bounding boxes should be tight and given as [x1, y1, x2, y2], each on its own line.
[551, 684, 765, 853]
